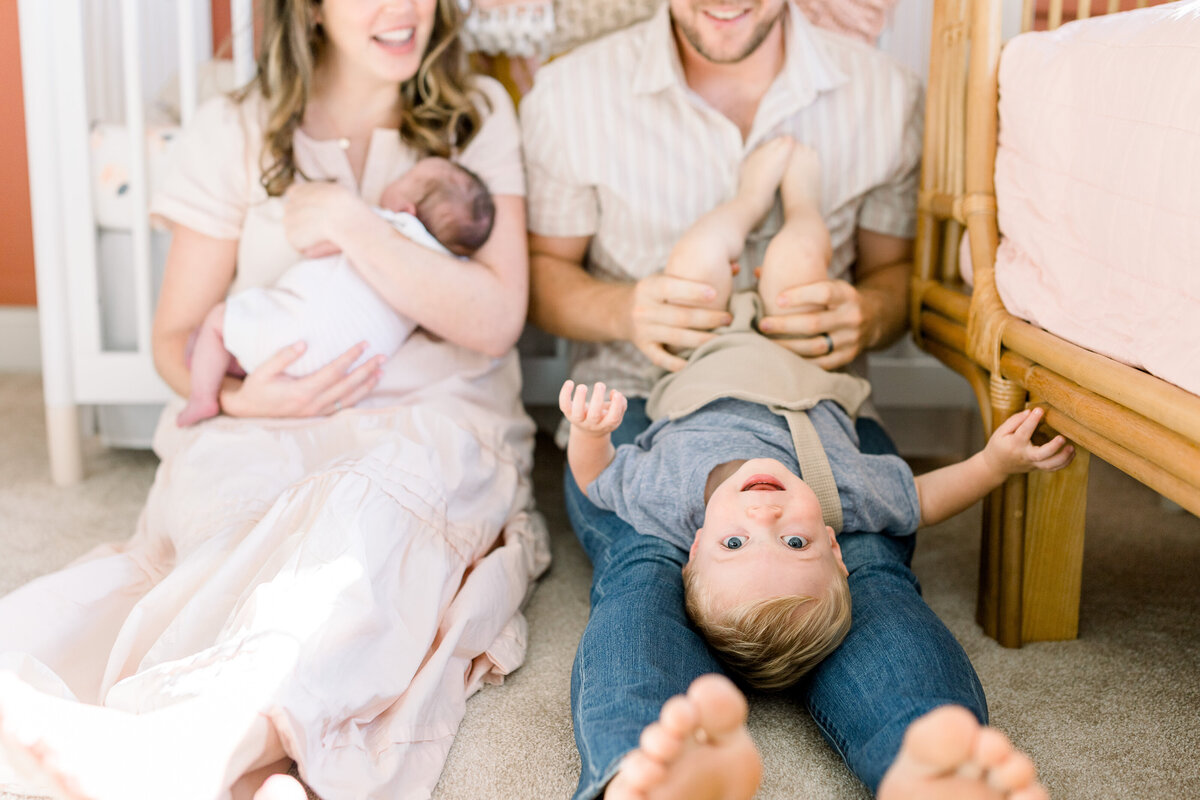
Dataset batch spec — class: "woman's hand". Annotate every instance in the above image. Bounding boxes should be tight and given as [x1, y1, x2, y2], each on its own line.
[757, 278, 869, 370]
[283, 181, 360, 258]
[219, 341, 385, 419]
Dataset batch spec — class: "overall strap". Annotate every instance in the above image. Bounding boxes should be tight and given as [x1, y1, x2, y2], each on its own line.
[775, 407, 843, 533]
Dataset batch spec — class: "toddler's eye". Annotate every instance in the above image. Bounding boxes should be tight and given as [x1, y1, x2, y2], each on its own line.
[783, 535, 809, 549]
[721, 535, 747, 550]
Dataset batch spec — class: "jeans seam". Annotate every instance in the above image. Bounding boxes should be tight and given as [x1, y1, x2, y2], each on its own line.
[806, 698, 852, 765]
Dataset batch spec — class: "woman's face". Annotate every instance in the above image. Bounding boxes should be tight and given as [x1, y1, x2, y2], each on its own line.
[316, 0, 440, 88]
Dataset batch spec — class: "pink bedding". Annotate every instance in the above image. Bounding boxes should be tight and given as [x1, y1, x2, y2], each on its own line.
[992, 1, 1200, 396]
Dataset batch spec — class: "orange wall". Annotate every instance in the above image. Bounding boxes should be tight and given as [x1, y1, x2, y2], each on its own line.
[0, 0, 37, 306]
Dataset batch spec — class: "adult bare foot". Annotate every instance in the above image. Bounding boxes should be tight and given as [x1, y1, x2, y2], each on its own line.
[606, 674, 761, 800]
[878, 705, 1049, 800]
[0, 672, 231, 800]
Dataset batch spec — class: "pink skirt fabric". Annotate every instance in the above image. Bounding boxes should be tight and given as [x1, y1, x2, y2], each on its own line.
[0, 337, 550, 799]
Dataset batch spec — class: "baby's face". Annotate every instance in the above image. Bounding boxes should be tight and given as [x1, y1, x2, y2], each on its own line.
[689, 458, 847, 611]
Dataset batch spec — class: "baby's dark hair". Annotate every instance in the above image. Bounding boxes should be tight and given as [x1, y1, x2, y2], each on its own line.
[415, 163, 496, 256]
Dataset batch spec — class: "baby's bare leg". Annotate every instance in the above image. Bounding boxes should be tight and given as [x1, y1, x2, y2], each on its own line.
[759, 143, 832, 317]
[177, 302, 231, 427]
[666, 137, 795, 311]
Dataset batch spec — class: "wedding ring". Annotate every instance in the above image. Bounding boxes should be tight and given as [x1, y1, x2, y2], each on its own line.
[821, 333, 835, 355]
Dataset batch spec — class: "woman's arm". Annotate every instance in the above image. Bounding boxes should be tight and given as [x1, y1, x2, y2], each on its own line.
[285, 182, 529, 357]
[152, 225, 239, 399]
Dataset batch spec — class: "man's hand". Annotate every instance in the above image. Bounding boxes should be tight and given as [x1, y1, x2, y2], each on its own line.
[757, 278, 868, 369]
[983, 407, 1076, 477]
[630, 274, 732, 372]
[560, 380, 628, 437]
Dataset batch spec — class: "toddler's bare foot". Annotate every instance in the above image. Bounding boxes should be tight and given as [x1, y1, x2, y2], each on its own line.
[0, 672, 225, 800]
[605, 674, 761, 800]
[780, 142, 822, 211]
[252, 773, 308, 800]
[177, 397, 220, 427]
[736, 136, 795, 223]
[878, 705, 1049, 800]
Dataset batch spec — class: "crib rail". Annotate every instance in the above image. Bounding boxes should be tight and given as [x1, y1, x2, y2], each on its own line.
[20, 0, 255, 484]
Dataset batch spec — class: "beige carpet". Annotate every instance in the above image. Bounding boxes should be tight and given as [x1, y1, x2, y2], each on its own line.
[0, 372, 1196, 800]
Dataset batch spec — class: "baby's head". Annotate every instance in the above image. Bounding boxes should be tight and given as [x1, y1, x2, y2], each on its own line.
[379, 157, 495, 256]
[682, 458, 852, 691]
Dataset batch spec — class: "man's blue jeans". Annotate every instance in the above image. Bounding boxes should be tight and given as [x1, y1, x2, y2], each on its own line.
[564, 398, 987, 799]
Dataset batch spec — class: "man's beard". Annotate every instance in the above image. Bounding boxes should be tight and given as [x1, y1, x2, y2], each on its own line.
[674, 4, 786, 64]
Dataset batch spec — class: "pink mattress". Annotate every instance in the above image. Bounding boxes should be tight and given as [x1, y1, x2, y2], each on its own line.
[992, 2, 1200, 396]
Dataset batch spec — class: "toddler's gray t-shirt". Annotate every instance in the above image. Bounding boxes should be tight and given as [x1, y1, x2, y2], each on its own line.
[587, 398, 921, 552]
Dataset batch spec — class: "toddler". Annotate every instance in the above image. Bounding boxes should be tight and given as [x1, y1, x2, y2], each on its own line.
[176, 156, 495, 426]
[562, 379, 1072, 690]
[558, 140, 1074, 690]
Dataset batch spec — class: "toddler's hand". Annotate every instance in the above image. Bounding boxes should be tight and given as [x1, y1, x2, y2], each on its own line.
[983, 407, 1075, 476]
[559, 380, 627, 437]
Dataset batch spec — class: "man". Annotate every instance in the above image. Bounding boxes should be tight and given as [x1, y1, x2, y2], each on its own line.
[521, 2, 1000, 797]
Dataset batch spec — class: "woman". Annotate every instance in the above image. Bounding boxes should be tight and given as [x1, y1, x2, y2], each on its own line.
[0, 1, 546, 798]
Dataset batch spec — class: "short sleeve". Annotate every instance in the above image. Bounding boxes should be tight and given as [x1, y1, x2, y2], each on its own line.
[457, 77, 526, 197]
[519, 69, 599, 238]
[836, 451, 921, 536]
[150, 94, 250, 239]
[857, 71, 924, 239]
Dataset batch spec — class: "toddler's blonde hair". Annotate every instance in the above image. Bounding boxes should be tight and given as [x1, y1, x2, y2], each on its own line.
[682, 563, 852, 691]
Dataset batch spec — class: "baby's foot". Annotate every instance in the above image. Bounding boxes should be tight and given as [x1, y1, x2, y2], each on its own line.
[176, 397, 220, 427]
[878, 705, 1049, 800]
[780, 142, 822, 212]
[736, 136, 795, 223]
[0, 672, 224, 800]
[252, 774, 308, 800]
[605, 674, 761, 800]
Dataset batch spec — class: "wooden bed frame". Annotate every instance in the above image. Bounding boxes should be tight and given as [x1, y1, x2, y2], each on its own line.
[913, 0, 1200, 647]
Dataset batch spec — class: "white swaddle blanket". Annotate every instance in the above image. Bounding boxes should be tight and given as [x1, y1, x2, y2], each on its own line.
[223, 210, 450, 377]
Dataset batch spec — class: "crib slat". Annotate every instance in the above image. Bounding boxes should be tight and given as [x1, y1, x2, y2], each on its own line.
[1107, 0, 1121, 13]
[232, 0, 256, 86]
[1048, 0, 1065, 29]
[178, 0, 198, 126]
[120, 0, 154, 358]
[1021, 0, 1036, 32]
[54, 1, 106, 367]
[1077, 0, 1093, 19]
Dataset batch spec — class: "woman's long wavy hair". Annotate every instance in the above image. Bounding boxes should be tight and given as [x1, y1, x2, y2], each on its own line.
[242, 0, 485, 197]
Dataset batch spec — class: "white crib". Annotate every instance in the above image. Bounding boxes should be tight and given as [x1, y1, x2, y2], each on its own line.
[20, 0, 974, 487]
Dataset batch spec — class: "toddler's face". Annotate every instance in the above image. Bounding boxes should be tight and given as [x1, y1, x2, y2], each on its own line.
[688, 458, 847, 611]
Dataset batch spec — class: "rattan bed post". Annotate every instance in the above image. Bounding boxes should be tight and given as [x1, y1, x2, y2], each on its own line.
[913, 0, 957, 343]
[962, 0, 1029, 643]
